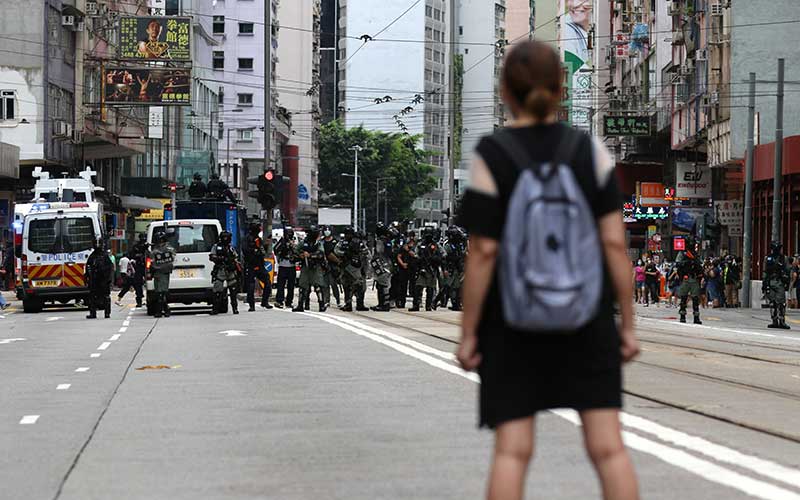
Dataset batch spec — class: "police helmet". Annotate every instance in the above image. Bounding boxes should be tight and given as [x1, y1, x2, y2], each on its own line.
[219, 230, 232, 245]
[307, 225, 320, 240]
[210, 173, 220, 180]
[138, 232, 147, 242]
[343, 226, 355, 239]
[375, 222, 388, 238]
[771, 241, 783, 254]
[284, 227, 295, 240]
[193, 172, 202, 181]
[155, 232, 169, 244]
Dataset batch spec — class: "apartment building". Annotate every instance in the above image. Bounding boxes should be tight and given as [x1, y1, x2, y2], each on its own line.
[339, 0, 453, 225]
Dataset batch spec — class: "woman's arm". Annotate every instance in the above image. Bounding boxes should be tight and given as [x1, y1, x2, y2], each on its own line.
[456, 235, 497, 371]
[598, 211, 640, 363]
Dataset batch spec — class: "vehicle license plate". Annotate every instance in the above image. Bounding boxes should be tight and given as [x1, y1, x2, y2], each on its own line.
[34, 279, 60, 287]
[177, 269, 196, 279]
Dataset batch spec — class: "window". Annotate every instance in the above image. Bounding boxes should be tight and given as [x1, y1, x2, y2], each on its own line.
[213, 16, 225, 34]
[238, 22, 254, 35]
[1, 90, 16, 121]
[426, 48, 433, 60]
[432, 199, 441, 210]
[425, 27, 433, 40]
[425, 69, 432, 82]
[238, 58, 253, 71]
[433, 8, 441, 21]
[237, 93, 253, 106]
[152, 225, 218, 253]
[213, 51, 224, 70]
[237, 129, 253, 142]
[28, 217, 96, 254]
[426, 5, 432, 16]
[459, 26, 463, 35]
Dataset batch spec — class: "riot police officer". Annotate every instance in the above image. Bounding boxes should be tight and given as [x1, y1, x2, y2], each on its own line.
[395, 231, 417, 308]
[293, 226, 327, 312]
[437, 226, 467, 311]
[274, 227, 298, 309]
[129, 232, 147, 307]
[85, 237, 113, 319]
[207, 173, 236, 203]
[243, 222, 273, 312]
[335, 227, 370, 312]
[411, 227, 442, 312]
[210, 231, 242, 315]
[763, 241, 791, 329]
[321, 226, 342, 308]
[370, 223, 394, 311]
[149, 231, 176, 318]
[676, 237, 704, 324]
[188, 172, 207, 199]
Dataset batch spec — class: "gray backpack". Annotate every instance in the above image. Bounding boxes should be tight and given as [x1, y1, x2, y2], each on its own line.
[492, 128, 603, 332]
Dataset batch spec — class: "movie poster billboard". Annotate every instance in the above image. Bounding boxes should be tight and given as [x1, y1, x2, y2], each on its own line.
[104, 68, 191, 105]
[119, 16, 191, 61]
[560, 0, 593, 132]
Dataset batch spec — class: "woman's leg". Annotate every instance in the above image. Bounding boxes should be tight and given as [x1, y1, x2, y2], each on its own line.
[580, 409, 639, 500]
[488, 416, 535, 500]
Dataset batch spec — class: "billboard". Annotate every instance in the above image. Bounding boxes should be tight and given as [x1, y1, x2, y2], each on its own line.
[675, 162, 711, 199]
[119, 16, 192, 61]
[104, 68, 191, 105]
[604, 115, 651, 137]
[560, 0, 593, 132]
[639, 182, 668, 207]
[318, 208, 352, 226]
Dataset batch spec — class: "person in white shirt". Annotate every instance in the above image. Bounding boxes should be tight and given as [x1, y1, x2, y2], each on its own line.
[115, 254, 136, 305]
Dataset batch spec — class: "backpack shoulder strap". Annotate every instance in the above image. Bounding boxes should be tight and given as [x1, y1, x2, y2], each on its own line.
[489, 126, 586, 180]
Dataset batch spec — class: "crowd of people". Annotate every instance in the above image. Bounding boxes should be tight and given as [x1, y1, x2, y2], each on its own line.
[633, 253, 744, 309]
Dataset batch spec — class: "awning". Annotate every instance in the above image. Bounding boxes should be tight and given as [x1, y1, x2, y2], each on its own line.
[120, 196, 164, 211]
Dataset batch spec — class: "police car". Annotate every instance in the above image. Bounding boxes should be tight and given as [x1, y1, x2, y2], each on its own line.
[145, 219, 221, 315]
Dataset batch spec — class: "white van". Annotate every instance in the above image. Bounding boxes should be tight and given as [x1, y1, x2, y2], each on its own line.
[145, 219, 221, 315]
[19, 202, 103, 313]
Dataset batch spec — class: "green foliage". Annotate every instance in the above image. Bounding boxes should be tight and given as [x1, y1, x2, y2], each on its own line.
[318, 120, 437, 228]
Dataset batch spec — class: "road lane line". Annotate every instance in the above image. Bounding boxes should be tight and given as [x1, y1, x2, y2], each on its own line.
[618, 413, 800, 489]
[122, 320, 130, 326]
[640, 317, 800, 342]
[90, 353, 101, 358]
[307, 312, 456, 361]
[109, 334, 121, 341]
[314, 313, 800, 497]
[75, 367, 90, 372]
[97, 342, 111, 351]
[19, 415, 39, 425]
[56, 384, 71, 390]
[118, 327, 127, 333]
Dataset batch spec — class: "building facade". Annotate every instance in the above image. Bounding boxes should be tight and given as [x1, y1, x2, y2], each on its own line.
[277, 0, 322, 226]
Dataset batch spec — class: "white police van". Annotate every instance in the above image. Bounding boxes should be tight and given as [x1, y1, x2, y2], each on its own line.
[145, 219, 221, 315]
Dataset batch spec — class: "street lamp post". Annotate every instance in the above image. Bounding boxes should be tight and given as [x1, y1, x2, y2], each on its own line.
[349, 145, 363, 231]
[376, 177, 392, 226]
[341, 172, 361, 230]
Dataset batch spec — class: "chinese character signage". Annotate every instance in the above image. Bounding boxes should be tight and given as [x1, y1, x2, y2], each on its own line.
[633, 206, 668, 221]
[104, 68, 191, 105]
[714, 200, 743, 236]
[119, 17, 191, 61]
[604, 115, 651, 136]
[639, 182, 668, 207]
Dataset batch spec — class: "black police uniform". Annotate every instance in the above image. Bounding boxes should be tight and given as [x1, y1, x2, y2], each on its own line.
[243, 225, 273, 311]
[128, 235, 147, 307]
[676, 243, 704, 324]
[85, 241, 113, 319]
[210, 233, 242, 315]
[763, 242, 791, 329]
[395, 234, 417, 308]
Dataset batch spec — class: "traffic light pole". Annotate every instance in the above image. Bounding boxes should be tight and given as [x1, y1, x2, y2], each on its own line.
[742, 72, 756, 308]
[349, 145, 363, 231]
[264, 1, 273, 252]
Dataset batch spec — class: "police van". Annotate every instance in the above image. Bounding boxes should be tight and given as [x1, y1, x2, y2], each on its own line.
[145, 219, 221, 315]
[19, 202, 103, 313]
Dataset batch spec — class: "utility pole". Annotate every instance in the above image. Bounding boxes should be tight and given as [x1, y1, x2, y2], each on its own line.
[349, 145, 362, 231]
[264, 0, 273, 251]
[742, 73, 756, 308]
[771, 58, 785, 244]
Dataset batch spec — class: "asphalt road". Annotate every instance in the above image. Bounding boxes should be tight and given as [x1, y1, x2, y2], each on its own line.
[2, 293, 800, 499]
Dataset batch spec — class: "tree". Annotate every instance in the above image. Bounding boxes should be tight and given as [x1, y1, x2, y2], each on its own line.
[318, 120, 437, 229]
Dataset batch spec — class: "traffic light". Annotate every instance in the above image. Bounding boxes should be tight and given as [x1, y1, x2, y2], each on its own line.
[257, 169, 277, 210]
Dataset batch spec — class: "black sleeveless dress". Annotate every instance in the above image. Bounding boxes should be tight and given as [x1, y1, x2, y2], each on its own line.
[460, 123, 624, 429]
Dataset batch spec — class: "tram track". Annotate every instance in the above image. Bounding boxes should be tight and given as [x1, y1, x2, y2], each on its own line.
[343, 308, 800, 443]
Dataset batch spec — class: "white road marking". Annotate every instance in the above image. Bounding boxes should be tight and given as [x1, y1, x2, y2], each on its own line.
[0, 338, 26, 345]
[109, 334, 121, 341]
[97, 342, 111, 351]
[314, 313, 800, 499]
[19, 415, 39, 425]
[118, 327, 127, 333]
[90, 353, 101, 358]
[56, 384, 71, 390]
[219, 330, 248, 336]
[45, 316, 64, 322]
[122, 320, 130, 326]
[640, 317, 800, 342]
[0, 315, 5, 319]
[75, 367, 90, 372]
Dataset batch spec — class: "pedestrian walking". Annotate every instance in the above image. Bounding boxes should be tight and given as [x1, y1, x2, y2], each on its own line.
[455, 40, 639, 500]
[116, 253, 136, 305]
[633, 260, 645, 304]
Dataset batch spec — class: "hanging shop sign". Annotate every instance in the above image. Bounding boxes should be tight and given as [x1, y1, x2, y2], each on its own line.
[675, 162, 711, 199]
[623, 201, 636, 223]
[119, 16, 192, 61]
[104, 67, 191, 105]
[714, 200, 743, 227]
[634, 206, 668, 221]
[639, 182, 669, 207]
[604, 115, 651, 136]
[673, 237, 686, 251]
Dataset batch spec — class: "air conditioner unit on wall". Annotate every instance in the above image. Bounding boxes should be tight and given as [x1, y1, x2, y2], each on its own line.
[62, 15, 74, 26]
[76, 21, 85, 32]
[72, 130, 83, 144]
[53, 121, 68, 137]
[695, 49, 707, 61]
[86, 1, 98, 15]
[710, 3, 724, 16]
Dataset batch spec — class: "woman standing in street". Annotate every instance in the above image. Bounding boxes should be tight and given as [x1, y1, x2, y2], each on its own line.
[456, 40, 640, 500]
